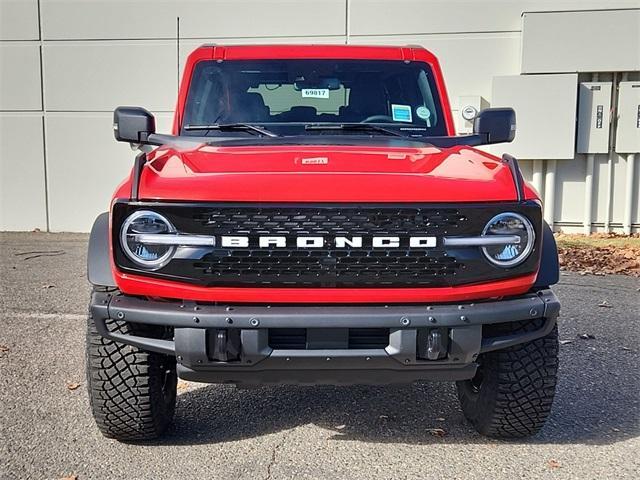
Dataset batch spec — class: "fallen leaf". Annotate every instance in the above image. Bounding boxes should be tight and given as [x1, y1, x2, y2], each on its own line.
[66, 382, 81, 391]
[548, 459, 562, 469]
[598, 300, 612, 308]
[559, 340, 573, 345]
[59, 475, 78, 480]
[578, 333, 596, 340]
[427, 428, 447, 437]
[0, 344, 9, 353]
[335, 424, 346, 430]
[177, 380, 190, 391]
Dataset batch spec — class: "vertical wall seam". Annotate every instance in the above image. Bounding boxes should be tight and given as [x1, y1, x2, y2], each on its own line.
[345, 0, 350, 45]
[36, 0, 50, 232]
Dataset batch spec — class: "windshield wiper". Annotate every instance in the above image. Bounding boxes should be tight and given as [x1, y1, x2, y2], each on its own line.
[184, 123, 278, 137]
[304, 123, 404, 137]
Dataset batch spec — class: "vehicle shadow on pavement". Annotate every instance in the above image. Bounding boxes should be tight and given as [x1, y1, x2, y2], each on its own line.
[156, 343, 639, 447]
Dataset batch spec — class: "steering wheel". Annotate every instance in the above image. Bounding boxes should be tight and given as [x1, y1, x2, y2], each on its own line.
[360, 115, 394, 123]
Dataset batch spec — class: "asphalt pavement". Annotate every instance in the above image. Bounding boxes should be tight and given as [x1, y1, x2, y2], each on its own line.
[1, 232, 638, 480]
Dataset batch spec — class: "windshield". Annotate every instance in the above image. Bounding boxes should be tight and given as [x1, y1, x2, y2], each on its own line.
[181, 59, 447, 137]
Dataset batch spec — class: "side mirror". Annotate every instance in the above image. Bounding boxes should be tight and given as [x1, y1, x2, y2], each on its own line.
[113, 106, 156, 144]
[473, 108, 516, 144]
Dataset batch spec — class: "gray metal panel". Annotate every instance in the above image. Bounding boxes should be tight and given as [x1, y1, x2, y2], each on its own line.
[577, 82, 612, 154]
[491, 74, 578, 160]
[616, 82, 640, 154]
[522, 9, 640, 74]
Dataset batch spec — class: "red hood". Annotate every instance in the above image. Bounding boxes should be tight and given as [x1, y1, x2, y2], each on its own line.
[135, 144, 521, 203]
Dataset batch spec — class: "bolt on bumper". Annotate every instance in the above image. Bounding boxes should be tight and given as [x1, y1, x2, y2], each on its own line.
[89, 289, 559, 385]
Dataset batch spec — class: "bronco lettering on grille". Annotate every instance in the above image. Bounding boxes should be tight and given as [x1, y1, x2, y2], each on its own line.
[220, 236, 437, 248]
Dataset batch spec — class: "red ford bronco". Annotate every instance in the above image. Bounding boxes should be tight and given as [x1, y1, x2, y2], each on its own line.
[87, 44, 560, 441]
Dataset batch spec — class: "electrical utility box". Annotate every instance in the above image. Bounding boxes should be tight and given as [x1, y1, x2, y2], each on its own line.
[615, 82, 640, 154]
[577, 82, 612, 154]
[491, 74, 578, 159]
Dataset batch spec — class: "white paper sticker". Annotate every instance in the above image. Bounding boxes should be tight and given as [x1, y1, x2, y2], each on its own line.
[391, 104, 413, 122]
[302, 89, 330, 99]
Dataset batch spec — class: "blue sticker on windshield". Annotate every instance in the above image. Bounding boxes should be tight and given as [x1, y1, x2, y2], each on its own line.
[391, 104, 412, 123]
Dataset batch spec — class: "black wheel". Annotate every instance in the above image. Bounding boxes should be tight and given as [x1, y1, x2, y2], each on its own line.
[456, 318, 559, 438]
[86, 295, 177, 441]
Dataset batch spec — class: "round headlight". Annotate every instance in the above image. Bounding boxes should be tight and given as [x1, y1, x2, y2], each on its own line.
[120, 210, 176, 269]
[481, 212, 535, 267]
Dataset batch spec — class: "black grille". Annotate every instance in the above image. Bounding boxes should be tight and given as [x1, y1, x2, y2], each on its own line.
[188, 206, 465, 287]
[348, 328, 390, 349]
[113, 202, 542, 288]
[192, 207, 464, 235]
[268, 328, 389, 350]
[269, 328, 307, 350]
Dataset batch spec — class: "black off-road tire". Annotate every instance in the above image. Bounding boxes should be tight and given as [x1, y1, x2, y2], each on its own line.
[86, 308, 177, 441]
[456, 318, 559, 439]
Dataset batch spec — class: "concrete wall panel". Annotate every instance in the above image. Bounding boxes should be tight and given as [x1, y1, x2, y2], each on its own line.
[0, 43, 42, 111]
[41, 0, 346, 40]
[45, 112, 172, 232]
[554, 157, 587, 224]
[0, 0, 39, 41]
[41, 0, 178, 40]
[0, 114, 47, 231]
[43, 41, 176, 112]
[349, 0, 639, 36]
[177, 0, 346, 39]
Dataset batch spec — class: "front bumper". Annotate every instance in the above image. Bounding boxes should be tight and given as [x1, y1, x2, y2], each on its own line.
[90, 289, 559, 385]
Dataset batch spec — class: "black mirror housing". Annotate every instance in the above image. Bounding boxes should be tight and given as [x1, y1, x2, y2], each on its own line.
[473, 108, 516, 144]
[113, 107, 156, 144]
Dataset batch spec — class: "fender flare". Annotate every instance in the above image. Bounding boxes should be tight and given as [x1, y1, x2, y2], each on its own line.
[534, 221, 559, 288]
[87, 212, 116, 287]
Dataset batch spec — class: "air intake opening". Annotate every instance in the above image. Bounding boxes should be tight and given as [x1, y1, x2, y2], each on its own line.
[268, 328, 390, 350]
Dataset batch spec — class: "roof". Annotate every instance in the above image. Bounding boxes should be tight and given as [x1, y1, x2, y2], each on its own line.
[186, 44, 439, 64]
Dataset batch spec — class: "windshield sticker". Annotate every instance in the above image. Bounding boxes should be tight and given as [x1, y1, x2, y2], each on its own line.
[391, 104, 412, 123]
[416, 106, 431, 120]
[301, 88, 329, 99]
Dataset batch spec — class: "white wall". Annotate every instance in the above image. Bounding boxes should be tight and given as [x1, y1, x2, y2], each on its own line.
[0, 0, 638, 232]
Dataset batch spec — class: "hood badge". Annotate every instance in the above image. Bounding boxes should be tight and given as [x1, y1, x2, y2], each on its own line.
[301, 157, 329, 165]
